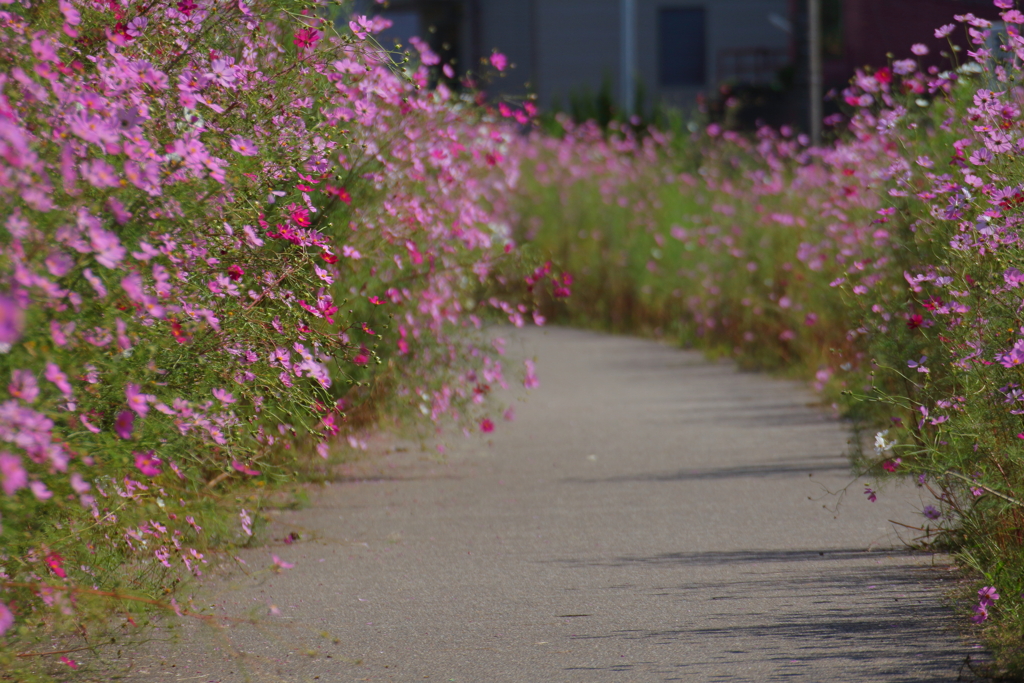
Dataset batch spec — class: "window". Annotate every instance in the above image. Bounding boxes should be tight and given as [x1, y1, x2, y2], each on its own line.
[658, 7, 706, 87]
[822, 0, 843, 59]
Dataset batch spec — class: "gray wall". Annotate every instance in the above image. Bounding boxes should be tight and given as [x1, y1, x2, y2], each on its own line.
[480, 0, 789, 111]
[479, 0, 621, 108]
[479, 2, 535, 97]
[534, 0, 621, 109]
[637, 0, 790, 109]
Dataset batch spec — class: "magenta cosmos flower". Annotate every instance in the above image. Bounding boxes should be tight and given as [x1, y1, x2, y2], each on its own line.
[0, 295, 24, 344]
[134, 451, 161, 477]
[114, 410, 135, 439]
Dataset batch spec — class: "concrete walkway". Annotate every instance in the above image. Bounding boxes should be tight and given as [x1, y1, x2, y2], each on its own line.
[121, 327, 981, 682]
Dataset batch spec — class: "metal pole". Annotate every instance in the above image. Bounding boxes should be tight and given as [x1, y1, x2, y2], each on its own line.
[808, 0, 822, 144]
[530, 0, 540, 101]
[622, 0, 636, 116]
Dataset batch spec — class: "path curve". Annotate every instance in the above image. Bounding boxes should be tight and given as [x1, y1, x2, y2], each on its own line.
[124, 327, 980, 682]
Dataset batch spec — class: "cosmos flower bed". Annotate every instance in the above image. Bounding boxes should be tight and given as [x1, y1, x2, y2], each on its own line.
[515, 2, 1024, 671]
[0, 0, 561, 671]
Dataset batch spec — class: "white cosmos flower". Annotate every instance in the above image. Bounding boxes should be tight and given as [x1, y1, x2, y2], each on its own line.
[874, 430, 896, 454]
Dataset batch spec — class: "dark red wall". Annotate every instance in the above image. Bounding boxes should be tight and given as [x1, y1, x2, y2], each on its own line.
[821, 0, 999, 87]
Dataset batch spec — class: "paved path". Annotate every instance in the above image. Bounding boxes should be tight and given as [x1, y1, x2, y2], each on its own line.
[121, 328, 981, 682]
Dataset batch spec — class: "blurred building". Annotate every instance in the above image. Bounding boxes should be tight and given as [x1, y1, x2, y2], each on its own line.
[371, 0, 788, 109]
[370, 0, 1000, 121]
[816, 0, 997, 92]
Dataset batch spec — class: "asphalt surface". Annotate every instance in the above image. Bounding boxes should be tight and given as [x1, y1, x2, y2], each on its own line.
[113, 327, 983, 682]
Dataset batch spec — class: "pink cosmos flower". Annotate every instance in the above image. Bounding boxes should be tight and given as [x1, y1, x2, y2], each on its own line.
[298, 292, 338, 324]
[76, 414, 99, 433]
[230, 136, 258, 156]
[212, 388, 236, 404]
[70, 472, 90, 494]
[324, 184, 352, 204]
[81, 159, 121, 189]
[910, 43, 929, 56]
[368, 16, 393, 32]
[31, 36, 58, 63]
[88, 224, 126, 269]
[126, 383, 153, 417]
[121, 274, 148, 303]
[271, 347, 291, 366]
[0, 452, 27, 496]
[490, 52, 508, 71]
[892, 59, 917, 76]
[349, 15, 373, 39]
[179, 69, 212, 96]
[971, 586, 1000, 624]
[314, 265, 334, 284]
[209, 57, 237, 87]
[9, 370, 38, 403]
[997, 340, 1024, 368]
[127, 16, 148, 37]
[321, 413, 340, 436]
[480, 418, 495, 433]
[135, 451, 162, 477]
[240, 509, 253, 536]
[552, 272, 573, 298]
[409, 36, 440, 65]
[45, 363, 73, 398]
[523, 359, 540, 389]
[59, 0, 80, 25]
[1004, 268, 1024, 288]
[0, 602, 13, 636]
[68, 111, 118, 148]
[29, 481, 52, 501]
[271, 554, 295, 571]
[232, 461, 261, 476]
[969, 148, 993, 166]
[0, 295, 24, 344]
[45, 251, 74, 278]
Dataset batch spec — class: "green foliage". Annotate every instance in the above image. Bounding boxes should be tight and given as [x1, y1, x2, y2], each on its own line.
[513, 30, 1024, 672]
